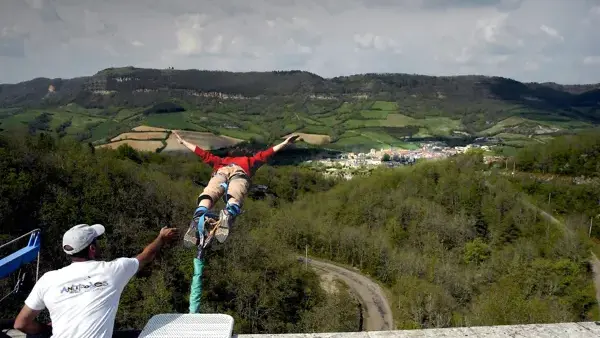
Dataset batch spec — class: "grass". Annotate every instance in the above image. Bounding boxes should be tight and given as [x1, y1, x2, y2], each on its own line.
[49, 112, 106, 133]
[334, 132, 380, 149]
[414, 127, 432, 138]
[0, 110, 42, 129]
[301, 116, 323, 125]
[1, 100, 594, 151]
[396, 142, 420, 150]
[90, 120, 131, 141]
[479, 116, 591, 137]
[481, 117, 529, 135]
[357, 130, 401, 146]
[344, 119, 384, 129]
[385, 114, 416, 127]
[494, 132, 537, 147]
[319, 115, 344, 126]
[371, 101, 398, 111]
[336, 102, 354, 113]
[142, 112, 200, 131]
[420, 117, 463, 136]
[360, 110, 389, 119]
[217, 128, 261, 140]
[114, 109, 142, 122]
[302, 125, 332, 135]
[284, 123, 302, 132]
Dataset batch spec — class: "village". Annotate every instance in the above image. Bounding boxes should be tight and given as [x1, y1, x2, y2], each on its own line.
[303, 141, 500, 179]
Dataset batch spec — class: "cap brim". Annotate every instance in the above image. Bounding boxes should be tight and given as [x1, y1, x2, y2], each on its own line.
[90, 224, 105, 237]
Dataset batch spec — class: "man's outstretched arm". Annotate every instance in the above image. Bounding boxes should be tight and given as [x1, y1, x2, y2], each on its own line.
[173, 131, 221, 166]
[136, 227, 179, 270]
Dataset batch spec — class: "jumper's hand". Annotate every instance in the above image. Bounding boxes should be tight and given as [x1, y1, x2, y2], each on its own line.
[284, 135, 300, 145]
[173, 131, 184, 144]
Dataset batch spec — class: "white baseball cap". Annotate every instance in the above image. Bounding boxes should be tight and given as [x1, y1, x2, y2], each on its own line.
[62, 224, 105, 255]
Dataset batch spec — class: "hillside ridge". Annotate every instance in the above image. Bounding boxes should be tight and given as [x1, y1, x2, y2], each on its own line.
[1, 66, 599, 151]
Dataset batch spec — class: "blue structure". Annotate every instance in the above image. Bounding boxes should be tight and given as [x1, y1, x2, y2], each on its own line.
[0, 230, 41, 279]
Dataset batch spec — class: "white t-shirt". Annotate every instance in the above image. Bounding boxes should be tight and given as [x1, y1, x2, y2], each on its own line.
[24, 257, 140, 338]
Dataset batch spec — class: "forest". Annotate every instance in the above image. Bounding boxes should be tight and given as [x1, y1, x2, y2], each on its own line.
[504, 130, 600, 239]
[1, 131, 598, 333]
[514, 129, 600, 178]
[0, 133, 355, 333]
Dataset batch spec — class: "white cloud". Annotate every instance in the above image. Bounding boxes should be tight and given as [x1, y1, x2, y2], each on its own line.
[0, 0, 599, 84]
[206, 35, 224, 54]
[540, 24, 563, 41]
[353, 33, 401, 53]
[173, 14, 209, 56]
[584, 56, 600, 65]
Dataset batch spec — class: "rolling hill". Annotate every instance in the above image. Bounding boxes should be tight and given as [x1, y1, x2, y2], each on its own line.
[0, 67, 598, 152]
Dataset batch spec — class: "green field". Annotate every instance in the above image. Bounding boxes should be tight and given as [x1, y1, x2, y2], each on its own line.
[360, 110, 389, 119]
[114, 108, 142, 122]
[301, 125, 332, 135]
[142, 112, 200, 131]
[371, 101, 398, 111]
[385, 113, 416, 126]
[0, 98, 588, 150]
[344, 119, 384, 129]
[90, 120, 130, 141]
[217, 128, 262, 140]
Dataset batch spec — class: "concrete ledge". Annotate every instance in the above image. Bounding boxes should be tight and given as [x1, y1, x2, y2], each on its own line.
[238, 322, 600, 338]
[4, 322, 600, 338]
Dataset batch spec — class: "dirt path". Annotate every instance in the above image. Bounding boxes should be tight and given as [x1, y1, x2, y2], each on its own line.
[298, 257, 394, 331]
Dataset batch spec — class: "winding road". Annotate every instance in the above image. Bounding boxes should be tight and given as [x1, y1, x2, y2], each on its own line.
[521, 198, 600, 308]
[298, 257, 394, 331]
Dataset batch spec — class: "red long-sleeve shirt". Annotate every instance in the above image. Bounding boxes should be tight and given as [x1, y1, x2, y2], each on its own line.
[193, 146, 276, 177]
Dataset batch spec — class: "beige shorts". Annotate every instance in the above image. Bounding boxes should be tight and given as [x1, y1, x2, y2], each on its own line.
[200, 165, 250, 205]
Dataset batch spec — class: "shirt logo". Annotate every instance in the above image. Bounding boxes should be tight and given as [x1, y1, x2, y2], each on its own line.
[60, 281, 109, 294]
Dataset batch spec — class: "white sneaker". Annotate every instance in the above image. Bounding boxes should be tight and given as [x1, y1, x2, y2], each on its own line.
[215, 209, 231, 243]
[184, 219, 200, 247]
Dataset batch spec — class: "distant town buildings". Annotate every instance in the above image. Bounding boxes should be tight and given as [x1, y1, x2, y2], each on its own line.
[305, 141, 500, 179]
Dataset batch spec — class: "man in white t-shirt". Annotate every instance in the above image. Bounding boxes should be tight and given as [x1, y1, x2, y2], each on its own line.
[13, 223, 179, 338]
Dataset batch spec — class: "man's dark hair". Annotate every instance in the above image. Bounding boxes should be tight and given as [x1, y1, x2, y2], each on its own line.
[66, 239, 97, 259]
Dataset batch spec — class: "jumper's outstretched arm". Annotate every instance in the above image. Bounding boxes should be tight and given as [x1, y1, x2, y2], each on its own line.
[173, 130, 222, 166]
[273, 134, 299, 152]
[173, 131, 196, 152]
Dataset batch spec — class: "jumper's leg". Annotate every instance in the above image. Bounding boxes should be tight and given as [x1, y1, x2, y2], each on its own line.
[184, 173, 227, 247]
[215, 173, 249, 243]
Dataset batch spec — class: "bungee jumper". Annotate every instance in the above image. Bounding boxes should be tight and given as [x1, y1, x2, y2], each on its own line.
[173, 131, 299, 313]
[174, 131, 299, 248]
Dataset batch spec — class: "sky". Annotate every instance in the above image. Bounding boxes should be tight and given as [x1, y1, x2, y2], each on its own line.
[1, 0, 600, 85]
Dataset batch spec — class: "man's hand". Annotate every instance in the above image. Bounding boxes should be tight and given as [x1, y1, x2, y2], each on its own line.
[159, 227, 179, 242]
[136, 227, 179, 269]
